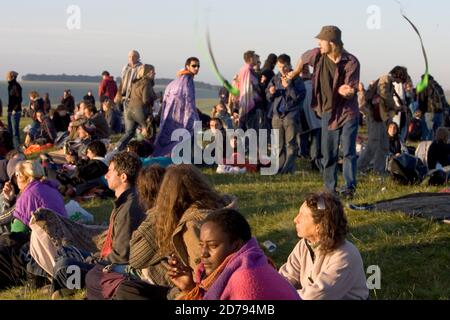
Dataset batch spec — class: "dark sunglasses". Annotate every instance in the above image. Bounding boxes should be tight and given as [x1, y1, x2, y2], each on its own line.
[190, 64, 200, 68]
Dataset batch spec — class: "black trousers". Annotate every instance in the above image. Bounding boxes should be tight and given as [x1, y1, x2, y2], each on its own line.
[0, 232, 29, 289]
[114, 279, 170, 300]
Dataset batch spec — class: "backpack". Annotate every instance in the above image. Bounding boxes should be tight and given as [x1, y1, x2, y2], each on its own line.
[427, 81, 444, 113]
[408, 118, 423, 142]
[388, 153, 428, 185]
[365, 79, 383, 122]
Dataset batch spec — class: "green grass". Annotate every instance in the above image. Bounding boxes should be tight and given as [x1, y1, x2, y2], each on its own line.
[1, 101, 450, 300]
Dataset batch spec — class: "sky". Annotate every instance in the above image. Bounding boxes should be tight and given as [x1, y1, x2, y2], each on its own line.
[0, 0, 449, 89]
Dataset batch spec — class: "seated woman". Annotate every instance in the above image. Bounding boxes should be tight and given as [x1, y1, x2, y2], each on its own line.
[166, 209, 299, 300]
[0, 160, 67, 289]
[113, 164, 236, 300]
[427, 127, 450, 170]
[279, 192, 369, 300]
[101, 97, 122, 135]
[388, 122, 408, 156]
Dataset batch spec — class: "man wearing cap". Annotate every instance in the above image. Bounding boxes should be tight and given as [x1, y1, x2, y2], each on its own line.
[6, 71, 23, 150]
[289, 26, 360, 198]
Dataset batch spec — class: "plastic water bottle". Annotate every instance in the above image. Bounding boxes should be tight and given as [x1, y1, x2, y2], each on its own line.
[263, 240, 277, 253]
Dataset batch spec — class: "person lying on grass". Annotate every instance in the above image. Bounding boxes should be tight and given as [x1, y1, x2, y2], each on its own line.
[166, 208, 300, 300]
[279, 191, 369, 300]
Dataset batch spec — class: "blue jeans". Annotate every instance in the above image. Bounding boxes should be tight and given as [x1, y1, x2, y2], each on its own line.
[423, 112, 443, 141]
[321, 113, 359, 192]
[116, 106, 148, 151]
[7, 112, 21, 149]
[29, 121, 41, 140]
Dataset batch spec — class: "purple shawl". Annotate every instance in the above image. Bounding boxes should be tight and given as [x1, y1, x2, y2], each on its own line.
[238, 64, 259, 123]
[152, 74, 200, 157]
[203, 238, 299, 300]
[14, 179, 67, 226]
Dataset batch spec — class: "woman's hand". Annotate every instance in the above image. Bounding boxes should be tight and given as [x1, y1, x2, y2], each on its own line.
[2, 181, 15, 201]
[164, 256, 196, 292]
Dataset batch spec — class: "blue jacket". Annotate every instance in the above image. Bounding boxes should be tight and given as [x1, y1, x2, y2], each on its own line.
[266, 73, 306, 120]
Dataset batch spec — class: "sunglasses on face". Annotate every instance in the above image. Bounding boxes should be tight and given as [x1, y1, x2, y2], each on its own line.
[190, 65, 200, 69]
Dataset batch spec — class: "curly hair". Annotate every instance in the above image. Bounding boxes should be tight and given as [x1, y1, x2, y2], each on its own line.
[154, 164, 226, 255]
[305, 192, 349, 254]
[110, 152, 142, 186]
[137, 165, 166, 211]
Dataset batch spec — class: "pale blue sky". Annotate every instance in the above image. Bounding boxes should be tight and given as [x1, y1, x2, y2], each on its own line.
[0, 0, 449, 89]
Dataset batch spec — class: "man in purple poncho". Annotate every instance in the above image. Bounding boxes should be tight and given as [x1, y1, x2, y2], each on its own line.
[152, 57, 201, 157]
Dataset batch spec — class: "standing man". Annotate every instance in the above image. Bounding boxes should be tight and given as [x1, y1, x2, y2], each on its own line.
[115, 50, 143, 111]
[83, 90, 96, 107]
[289, 26, 361, 198]
[267, 54, 306, 174]
[115, 64, 156, 151]
[6, 71, 23, 149]
[98, 71, 118, 101]
[238, 50, 262, 131]
[61, 89, 75, 114]
[152, 57, 200, 157]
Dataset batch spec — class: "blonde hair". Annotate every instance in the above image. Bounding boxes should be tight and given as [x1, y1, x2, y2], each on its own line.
[16, 160, 45, 181]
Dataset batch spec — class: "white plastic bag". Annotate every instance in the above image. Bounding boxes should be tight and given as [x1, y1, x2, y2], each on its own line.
[65, 200, 94, 224]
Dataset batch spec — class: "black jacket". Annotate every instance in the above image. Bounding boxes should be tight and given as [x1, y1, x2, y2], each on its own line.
[61, 96, 75, 114]
[7, 80, 22, 113]
[107, 188, 145, 264]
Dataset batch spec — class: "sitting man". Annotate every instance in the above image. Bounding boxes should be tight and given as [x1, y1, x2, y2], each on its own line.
[65, 121, 97, 164]
[51, 152, 145, 298]
[83, 103, 110, 141]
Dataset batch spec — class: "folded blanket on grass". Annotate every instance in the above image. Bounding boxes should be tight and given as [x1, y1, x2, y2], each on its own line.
[349, 193, 450, 221]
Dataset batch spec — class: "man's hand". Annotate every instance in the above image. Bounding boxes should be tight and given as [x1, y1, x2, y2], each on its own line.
[281, 76, 290, 88]
[269, 86, 276, 95]
[260, 75, 267, 84]
[338, 84, 356, 98]
[65, 154, 76, 164]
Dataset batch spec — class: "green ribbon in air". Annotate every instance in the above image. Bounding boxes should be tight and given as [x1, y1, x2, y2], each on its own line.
[398, 5, 429, 93]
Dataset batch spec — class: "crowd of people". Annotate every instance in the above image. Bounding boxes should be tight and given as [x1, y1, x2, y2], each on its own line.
[0, 24, 449, 300]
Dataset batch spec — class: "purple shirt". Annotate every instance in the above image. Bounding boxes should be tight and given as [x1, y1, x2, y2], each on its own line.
[14, 179, 67, 226]
[302, 48, 360, 130]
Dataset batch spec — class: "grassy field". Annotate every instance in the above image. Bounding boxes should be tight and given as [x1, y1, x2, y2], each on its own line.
[1, 100, 449, 300]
